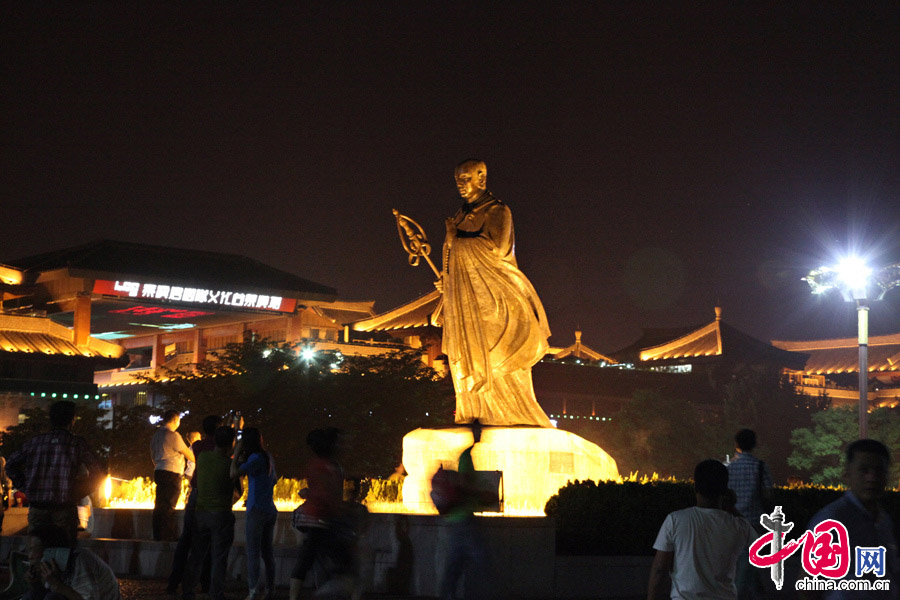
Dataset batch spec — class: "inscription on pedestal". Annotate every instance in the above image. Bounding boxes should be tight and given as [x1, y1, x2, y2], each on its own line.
[549, 451, 574, 474]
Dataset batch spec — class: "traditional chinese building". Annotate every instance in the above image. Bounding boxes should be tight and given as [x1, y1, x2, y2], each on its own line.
[0, 240, 394, 414]
[611, 307, 808, 374]
[546, 330, 618, 365]
[350, 289, 445, 371]
[772, 333, 900, 408]
[0, 312, 126, 430]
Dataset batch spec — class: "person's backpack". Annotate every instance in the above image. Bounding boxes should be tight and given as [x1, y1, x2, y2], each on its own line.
[430, 465, 462, 515]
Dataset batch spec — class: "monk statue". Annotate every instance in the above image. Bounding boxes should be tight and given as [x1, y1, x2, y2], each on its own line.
[435, 159, 552, 427]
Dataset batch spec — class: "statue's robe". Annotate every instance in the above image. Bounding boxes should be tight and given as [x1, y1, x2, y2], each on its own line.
[441, 192, 552, 427]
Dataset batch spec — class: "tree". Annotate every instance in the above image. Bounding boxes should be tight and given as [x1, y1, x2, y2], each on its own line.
[141, 340, 455, 478]
[0, 407, 53, 458]
[603, 389, 719, 479]
[788, 406, 900, 486]
[106, 404, 159, 478]
[601, 365, 828, 481]
[718, 364, 829, 482]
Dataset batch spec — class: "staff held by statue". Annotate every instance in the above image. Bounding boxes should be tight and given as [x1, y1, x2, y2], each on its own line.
[392, 209, 442, 279]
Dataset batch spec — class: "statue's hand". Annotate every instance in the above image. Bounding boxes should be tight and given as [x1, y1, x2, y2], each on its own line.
[434, 277, 444, 294]
[445, 217, 457, 238]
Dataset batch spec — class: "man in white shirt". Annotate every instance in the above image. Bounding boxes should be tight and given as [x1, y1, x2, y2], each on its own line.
[648, 460, 757, 600]
[150, 410, 195, 541]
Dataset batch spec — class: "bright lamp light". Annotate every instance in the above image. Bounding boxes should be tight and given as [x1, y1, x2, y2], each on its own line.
[835, 257, 872, 293]
[301, 348, 316, 361]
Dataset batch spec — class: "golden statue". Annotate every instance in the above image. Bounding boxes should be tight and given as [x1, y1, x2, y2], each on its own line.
[394, 162, 618, 515]
[435, 159, 551, 427]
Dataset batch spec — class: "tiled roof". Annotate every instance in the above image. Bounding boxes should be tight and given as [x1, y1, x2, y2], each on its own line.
[551, 331, 618, 364]
[312, 302, 376, 326]
[772, 333, 900, 374]
[0, 330, 87, 356]
[640, 321, 721, 361]
[5, 240, 336, 300]
[610, 325, 702, 363]
[350, 290, 441, 332]
[0, 314, 125, 364]
[628, 310, 807, 369]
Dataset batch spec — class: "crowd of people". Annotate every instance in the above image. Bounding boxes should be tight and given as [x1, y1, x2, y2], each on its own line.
[2, 401, 898, 600]
[5, 401, 120, 599]
[0, 401, 365, 600]
[158, 413, 363, 600]
[647, 430, 899, 600]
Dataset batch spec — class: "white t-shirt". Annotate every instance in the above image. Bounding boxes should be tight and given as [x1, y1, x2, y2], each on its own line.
[67, 546, 122, 600]
[653, 506, 757, 600]
[150, 427, 188, 474]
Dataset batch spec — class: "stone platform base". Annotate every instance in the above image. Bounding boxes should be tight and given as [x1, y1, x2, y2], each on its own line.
[0, 512, 561, 598]
[0, 509, 653, 598]
[401, 426, 619, 514]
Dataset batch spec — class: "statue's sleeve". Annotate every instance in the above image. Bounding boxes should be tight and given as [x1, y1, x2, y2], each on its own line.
[484, 204, 514, 261]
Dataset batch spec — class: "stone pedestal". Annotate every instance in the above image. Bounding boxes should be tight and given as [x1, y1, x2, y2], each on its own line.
[401, 426, 619, 514]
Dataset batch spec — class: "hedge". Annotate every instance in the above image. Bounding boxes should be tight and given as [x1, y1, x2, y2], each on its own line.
[545, 479, 900, 556]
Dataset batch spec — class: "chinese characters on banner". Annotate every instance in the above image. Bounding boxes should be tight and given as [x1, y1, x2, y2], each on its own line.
[92, 280, 296, 313]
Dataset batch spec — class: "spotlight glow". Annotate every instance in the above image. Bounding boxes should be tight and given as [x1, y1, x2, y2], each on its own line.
[301, 348, 316, 361]
[835, 256, 872, 292]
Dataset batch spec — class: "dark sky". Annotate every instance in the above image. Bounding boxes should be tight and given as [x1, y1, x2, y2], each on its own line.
[3, 3, 899, 353]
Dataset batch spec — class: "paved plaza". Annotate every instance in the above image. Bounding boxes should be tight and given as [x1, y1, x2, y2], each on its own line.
[118, 578, 432, 599]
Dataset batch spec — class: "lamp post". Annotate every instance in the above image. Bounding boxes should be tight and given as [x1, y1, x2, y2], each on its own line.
[804, 259, 900, 439]
[854, 298, 869, 439]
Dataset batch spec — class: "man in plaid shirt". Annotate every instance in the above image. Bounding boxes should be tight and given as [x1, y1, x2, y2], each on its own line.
[727, 428, 773, 600]
[7, 401, 104, 544]
[726, 428, 773, 527]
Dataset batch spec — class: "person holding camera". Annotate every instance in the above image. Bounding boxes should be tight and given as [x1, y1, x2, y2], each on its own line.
[150, 410, 195, 541]
[181, 426, 240, 600]
[231, 427, 277, 600]
[166, 415, 221, 595]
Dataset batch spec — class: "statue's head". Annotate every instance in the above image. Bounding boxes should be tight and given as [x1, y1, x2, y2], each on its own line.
[454, 159, 487, 202]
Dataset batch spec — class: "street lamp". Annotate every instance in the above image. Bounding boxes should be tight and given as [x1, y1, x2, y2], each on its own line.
[804, 259, 900, 438]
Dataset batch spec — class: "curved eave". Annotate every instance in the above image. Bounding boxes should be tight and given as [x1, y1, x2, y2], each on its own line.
[640, 321, 721, 362]
[351, 290, 442, 332]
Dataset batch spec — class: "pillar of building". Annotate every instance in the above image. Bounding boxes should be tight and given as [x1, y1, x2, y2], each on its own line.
[193, 329, 205, 364]
[152, 335, 165, 369]
[73, 292, 92, 347]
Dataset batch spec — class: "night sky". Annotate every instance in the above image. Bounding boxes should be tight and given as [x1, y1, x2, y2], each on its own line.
[3, 3, 899, 353]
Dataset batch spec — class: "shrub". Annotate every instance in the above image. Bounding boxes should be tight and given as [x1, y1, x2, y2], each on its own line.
[545, 479, 900, 556]
[546, 479, 694, 555]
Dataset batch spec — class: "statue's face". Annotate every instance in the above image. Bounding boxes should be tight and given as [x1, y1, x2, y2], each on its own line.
[454, 163, 487, 201]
